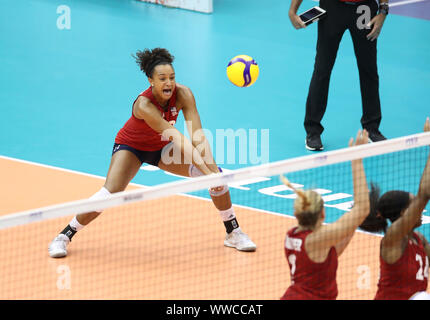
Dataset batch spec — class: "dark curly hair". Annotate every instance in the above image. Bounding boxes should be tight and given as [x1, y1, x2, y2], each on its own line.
[133, 48, 174, 78]
[359, 183, 411, 233]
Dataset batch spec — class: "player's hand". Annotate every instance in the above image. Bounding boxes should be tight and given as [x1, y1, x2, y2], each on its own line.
[366, 14, 386, 41]
[349, 129, 369, 147]
[289, 12, 306, 29]
[424, 117, 430, 132]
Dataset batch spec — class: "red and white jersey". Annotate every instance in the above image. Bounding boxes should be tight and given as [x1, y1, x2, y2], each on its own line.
[281, 227, 338, 300]
[375, 232, 429, 300]
[115, 86, 179, 151]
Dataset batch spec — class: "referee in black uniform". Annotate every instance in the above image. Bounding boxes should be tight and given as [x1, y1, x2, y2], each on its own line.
[289, 0, 389, 151]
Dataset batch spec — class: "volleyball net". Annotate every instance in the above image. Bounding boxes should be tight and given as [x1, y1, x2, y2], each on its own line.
[0, 132, 429, 300]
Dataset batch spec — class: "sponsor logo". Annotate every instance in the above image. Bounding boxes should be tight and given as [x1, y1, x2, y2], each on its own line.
[315, 155, 328, 163]
[171, 107, 178, 116]
[123, 194, 144, 202]
[29, 211, 43, 220]
[232, 219, 238, 229]
[405, 137, 418, 146]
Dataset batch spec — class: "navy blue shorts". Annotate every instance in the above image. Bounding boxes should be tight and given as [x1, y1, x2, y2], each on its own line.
[112, 143, 162, 166]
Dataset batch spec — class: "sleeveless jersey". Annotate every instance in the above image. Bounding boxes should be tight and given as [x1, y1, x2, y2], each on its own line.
[115, 86, 179, 151]
[281, 227, 338, 300]
[375, 232, 429, 300]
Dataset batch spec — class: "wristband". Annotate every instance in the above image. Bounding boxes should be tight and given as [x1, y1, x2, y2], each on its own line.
[379, 3, 389, 15]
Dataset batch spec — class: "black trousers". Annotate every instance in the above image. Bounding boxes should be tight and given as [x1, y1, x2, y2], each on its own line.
[304, 0, 382, 136]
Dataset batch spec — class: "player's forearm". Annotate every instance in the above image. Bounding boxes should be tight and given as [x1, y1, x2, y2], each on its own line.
[389, 196, 428, 242]
[385, 153, 430, 243]
[182, 108, 219, 173]
[186, 140, 213, 175]
[351, 159, 370, 219]
[328, 160, 369, 242]
[423, 238, 430, 259]
[198, 139, 219, 173]
[417, 153, 430, 201]
[189, 129, 219, 173]
[162, 128, 212, 175]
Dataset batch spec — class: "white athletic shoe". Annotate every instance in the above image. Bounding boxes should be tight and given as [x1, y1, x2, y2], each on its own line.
[48, 234, 70, 258]
[224, 228, 257, 252]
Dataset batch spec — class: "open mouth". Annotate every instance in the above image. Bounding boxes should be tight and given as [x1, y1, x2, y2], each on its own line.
[162, 89, 172, 96]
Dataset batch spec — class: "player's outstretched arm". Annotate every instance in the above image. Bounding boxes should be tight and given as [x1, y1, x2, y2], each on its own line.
[179, 85, 219, 174]
[134, 95, 213, 175]
[383, 120, 430, 247]
[308, 130, 371, 252]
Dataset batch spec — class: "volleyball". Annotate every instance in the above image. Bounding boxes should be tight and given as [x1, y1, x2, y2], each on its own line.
[226, 55, 259, 87]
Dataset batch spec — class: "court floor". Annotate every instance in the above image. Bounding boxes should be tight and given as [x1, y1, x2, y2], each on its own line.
[0, 156, 381, 299]
[0, 0, 429, 299]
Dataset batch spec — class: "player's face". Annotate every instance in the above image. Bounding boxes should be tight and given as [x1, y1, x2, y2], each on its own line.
[150, 64, 175, 100]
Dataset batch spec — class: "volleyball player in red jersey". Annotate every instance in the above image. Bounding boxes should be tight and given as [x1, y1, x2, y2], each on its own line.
[359, 118, 430, 300]
[280, 130, 370, 300]
[48, 48, 256, 258]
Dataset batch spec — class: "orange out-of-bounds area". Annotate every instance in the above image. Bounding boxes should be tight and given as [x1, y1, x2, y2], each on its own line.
[0, 157, 381, 299]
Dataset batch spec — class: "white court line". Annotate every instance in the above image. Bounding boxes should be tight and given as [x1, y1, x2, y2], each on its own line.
[0, 155, 150, 189]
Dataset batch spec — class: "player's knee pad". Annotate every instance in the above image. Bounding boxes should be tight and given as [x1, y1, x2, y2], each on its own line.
[188, 164, 224, 178]
[89, 187, 111, 213]
[208, 166, 228, 196]
[188, 165, 228, 196]
[209, 185, 229, 197]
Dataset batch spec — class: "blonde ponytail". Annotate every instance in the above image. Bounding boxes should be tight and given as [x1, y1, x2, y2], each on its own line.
[280, 175, 324, 227]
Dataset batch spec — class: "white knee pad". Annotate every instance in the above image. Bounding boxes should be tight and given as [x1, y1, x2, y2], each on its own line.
[209, 185, 229, 197]
[89, 187, 111, 213]
[188, 164, 229, 197]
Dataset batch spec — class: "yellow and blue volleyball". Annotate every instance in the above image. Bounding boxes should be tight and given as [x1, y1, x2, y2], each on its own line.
[226, 55, 259, 87]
